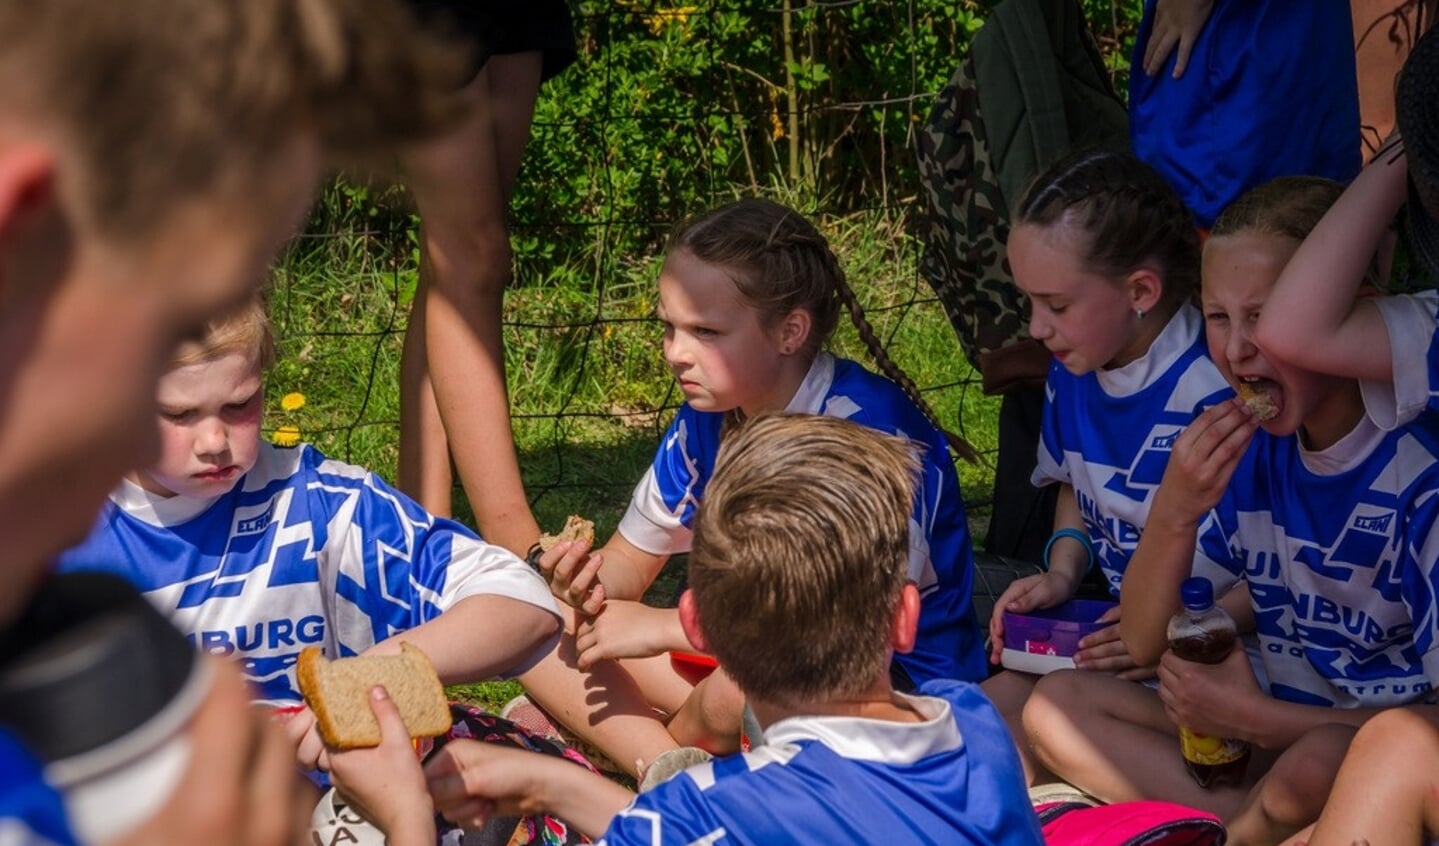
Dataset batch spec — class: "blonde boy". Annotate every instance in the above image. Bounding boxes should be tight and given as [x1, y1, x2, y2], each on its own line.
[0, 1, 468, 841]
[324, 414, 1043, 846]
[57, 292, 561, 736]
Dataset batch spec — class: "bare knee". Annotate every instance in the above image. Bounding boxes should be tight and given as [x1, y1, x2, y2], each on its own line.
[1022, 670, 1087, 766]
[421, 220, 511, 297]
[1257, 723, 1356, 830]
[1352, 707, 1439, 764]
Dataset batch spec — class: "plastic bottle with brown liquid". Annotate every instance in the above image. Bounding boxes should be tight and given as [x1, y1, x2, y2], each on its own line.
[1167, 576, 1251, 788]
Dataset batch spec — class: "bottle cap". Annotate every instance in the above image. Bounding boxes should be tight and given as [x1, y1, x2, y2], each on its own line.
[1179, 577, 1215, 611]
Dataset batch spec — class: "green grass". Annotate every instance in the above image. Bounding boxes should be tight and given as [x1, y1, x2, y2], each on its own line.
[269, 186, 1001, 707]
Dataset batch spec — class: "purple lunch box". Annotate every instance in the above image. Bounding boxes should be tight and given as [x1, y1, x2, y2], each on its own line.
[1000, 599, 1117, 675]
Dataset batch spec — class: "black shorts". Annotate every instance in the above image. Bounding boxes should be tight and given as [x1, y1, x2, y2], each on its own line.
[410, 0, 577, 82]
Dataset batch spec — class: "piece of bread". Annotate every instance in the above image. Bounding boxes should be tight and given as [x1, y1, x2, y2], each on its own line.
[538, 515, 596, 552]
[296, 642, 450, 749]
[1236, 381, 1279, 421]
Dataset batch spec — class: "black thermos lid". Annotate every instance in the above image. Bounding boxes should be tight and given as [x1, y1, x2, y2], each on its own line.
[0, 572, 196, 763]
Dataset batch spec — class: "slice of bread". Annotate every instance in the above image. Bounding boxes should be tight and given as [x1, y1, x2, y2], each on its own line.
[296, 642, 450, 749]
[538, 515, 595, 552]
[1236, 381, 1279, 421]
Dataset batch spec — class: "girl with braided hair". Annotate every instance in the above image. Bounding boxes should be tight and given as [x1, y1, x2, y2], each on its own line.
[513, 197, 988, 782]
[981, 150, 1246, 783]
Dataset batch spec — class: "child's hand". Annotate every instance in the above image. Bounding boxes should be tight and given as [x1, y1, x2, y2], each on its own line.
[423, 740, 547, 829]
[1153, 399, 1257, 527]
[988, 571, 1077, 665]
[1143, 0, 1214, 78]
[535, 540, 606, 614]
[425, 738, 634, 840]
[327, 686, 436, 845]
[574, 600, 686, 670]
[279, 704, 332, 773]
[1156, 644, 1263, 741]
[1073, 606, 1156, 681]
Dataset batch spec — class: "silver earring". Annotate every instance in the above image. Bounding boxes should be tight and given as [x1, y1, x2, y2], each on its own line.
[1136, 308, 1146, 320]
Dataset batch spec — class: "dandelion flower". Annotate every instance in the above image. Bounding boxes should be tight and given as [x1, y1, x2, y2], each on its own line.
[272, 425, 302, 448]
[280, 392, 306, 412]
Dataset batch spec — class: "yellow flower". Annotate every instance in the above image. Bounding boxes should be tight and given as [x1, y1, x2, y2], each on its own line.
[645, 6, 697, 36]
[280, 392, 306, 412]
[272, 425, 302, 448]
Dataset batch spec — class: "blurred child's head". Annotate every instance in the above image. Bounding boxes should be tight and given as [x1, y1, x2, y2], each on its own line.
[1204, 176, 1358, 446]
[134, 293, 274, 500]
[1010, 150, 1200, 375]
[660, 197, 977, 459]
[0, 0, 465, 607]
[683, 413, 921, 708]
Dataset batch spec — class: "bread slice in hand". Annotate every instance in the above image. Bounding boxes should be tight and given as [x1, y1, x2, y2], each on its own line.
[296, 642, 451, 749]
[538, 515, 596, 552]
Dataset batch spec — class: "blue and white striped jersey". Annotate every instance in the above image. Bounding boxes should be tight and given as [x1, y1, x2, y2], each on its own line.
[0, 730, 74, 846]
[597, 680, 1043, 846]
[1196, 415, 1439, 708]
[1034, 305, 1236, 595]
[618, 352, 984, 684]
[55, 443, 558, 707]
[1362, 290, 1439, 430]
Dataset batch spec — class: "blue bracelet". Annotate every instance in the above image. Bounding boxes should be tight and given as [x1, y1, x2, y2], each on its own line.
[1044, 528, 1095, 577]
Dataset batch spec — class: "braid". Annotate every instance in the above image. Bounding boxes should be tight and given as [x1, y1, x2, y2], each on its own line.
[670, 198, 980, 462]
[1017, 150, 1200, 308]
[833, 274, 980, 464]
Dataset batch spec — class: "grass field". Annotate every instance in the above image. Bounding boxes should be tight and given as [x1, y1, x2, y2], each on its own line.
[268, 186, 1002, 710]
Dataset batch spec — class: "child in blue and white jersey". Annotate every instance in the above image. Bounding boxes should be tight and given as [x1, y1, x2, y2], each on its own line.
[520, 198, 984, 780]
[1256, 33, 1439, 433]
[54, 292, 562, 756]
[324, 416, 1043, 846]
[1027, 177, 1439, 844]
[981, 150, 1239, 780]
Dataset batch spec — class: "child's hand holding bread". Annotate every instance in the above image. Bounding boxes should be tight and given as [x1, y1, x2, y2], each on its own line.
[529, 516, 605, 614]
[326, 685, 439, 846]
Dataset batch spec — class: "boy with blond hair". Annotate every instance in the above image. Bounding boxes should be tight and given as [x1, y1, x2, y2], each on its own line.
[56, 288, 560, 731]
[0, 0, 470, 841]
[323, 414, 1043, 846]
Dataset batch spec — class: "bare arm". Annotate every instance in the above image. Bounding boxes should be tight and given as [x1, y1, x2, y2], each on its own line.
[1158, 647, 1390, 750]
[371, 593, 559, 684]
[425, 740, 634, 840]
[590, 533, 668, 602]
[535, 532, 669, 609]
[1047, 485, 1092, 583]
[1218, 580, 1254, 633]
[574, 599, 692, 670]
[1122, 401, 1257, 665]
[987, 484, 1086, 664]
[1255, 137, 1409, 382]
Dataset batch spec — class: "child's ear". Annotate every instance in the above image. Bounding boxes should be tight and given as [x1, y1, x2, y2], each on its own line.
[678, 589, 710, 653]
[0, 144, 57, 241]
[776, 308, 812, 356]
[1126, 267, 1164, 316]
[890, 583, 921, 654]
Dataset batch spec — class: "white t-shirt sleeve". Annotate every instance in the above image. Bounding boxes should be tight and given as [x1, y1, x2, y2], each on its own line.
[617, 412, 712, 556]
[617, 465, 694, 556]
[1360, 291, 1439, 430]
[1031, 376, 1070, 488]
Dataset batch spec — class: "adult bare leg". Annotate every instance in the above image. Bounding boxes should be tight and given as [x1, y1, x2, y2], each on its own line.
[399, 55, 544, 553]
